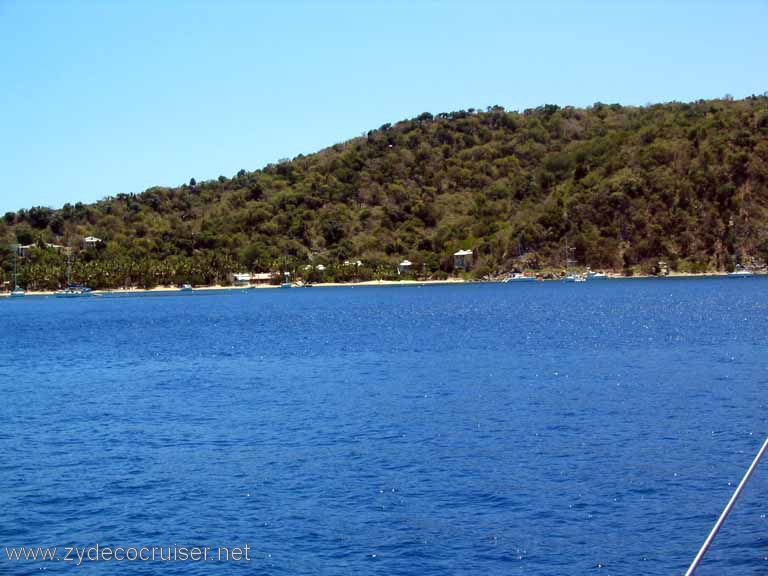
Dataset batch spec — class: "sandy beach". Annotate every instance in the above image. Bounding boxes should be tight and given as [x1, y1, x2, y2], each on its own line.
[2, 271, 765, 298]
[0, 278, 470, 297]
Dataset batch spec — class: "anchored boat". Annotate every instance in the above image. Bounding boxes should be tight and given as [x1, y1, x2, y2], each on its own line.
[9, 245, 25, 297]
[503, 273, 536, 283]
[55, 284, 93, 298]
[55, 248, 92, 298]
[727, 266, 754, 278]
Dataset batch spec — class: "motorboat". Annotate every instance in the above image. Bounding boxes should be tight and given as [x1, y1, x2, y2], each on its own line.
[565, 273, 587, 283]
[55, 284, 92, 298]
[728, 266, 754, 278]
[503, 273, 536, 283]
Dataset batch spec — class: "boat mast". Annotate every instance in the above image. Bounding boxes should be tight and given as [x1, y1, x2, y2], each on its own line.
[685, 434, 768, 575]
[65, 247, 72, 286]
[564, 237, 569, 276]
[564, 237, 575, 276]
[12, 244, 18, 290]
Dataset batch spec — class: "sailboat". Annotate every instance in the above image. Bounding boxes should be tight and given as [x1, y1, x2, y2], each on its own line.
[503, 273, 536, 283]
[726, 222, 755, 278]
[563, 238, 585, 282]
[727, 265, 754, 278]
[504, 237, 537, 282]
[55, 248, 92, 298]
[280, 256, 292, 288]
[587, 268, 608, 280]
[9, 245, 25, 297]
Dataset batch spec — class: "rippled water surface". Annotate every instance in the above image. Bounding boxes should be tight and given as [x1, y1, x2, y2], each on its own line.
[1, 278, 767, 575]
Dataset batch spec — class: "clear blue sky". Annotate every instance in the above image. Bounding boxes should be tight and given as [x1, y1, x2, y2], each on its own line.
[0, 0, 765, 214]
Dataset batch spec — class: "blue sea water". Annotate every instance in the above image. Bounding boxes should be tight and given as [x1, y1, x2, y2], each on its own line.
[0, 278, 767, 575]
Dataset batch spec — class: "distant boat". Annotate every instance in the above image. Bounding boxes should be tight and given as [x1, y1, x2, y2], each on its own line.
[9, 244, 25, 297]
[564, 273, 587, 283]
[587, 270, 608, 280]
[55, 248, 92, 298]
[728, 266, 754, 278]
[180, 284, 193, 292]
[503, 273, 536, 283]
[280, 257, 292, 288]
[562, 236, 584, 283]
[55, 285, 92, 298]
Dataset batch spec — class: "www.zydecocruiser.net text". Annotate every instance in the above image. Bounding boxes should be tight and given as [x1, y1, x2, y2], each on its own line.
[4, 544, 251, 566]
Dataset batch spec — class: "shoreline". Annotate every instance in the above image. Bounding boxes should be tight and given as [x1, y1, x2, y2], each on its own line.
[1, 271, 764, 298]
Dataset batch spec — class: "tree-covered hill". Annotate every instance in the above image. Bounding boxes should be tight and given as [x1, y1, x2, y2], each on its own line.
[3, 96, 768, 289]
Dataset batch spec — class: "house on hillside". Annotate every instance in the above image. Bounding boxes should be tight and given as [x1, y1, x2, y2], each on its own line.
[453, 249, 474, 271]
[251, 273, 273, 285]
[17, 244, 36, 257]
[397, 260, 413, 275]
[17, 243, 64, 257]
[83, 236, 102, 248]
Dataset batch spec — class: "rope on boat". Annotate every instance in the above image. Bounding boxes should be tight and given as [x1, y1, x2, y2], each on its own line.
[685, 434, 768, 575]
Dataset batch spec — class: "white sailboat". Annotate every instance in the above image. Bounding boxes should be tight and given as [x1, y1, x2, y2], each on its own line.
[9, 245, 25, 297]
[563, 238, 585, 282]
[55, 248, 92, 298]
[587, 269, 608, 280]
[504, 237, 537, 282]
[727, 265, 754, 278]
[503, 273, 536, 283]
[280, 257, 292, 288]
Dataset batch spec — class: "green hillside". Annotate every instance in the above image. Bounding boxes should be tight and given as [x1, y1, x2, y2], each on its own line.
[3, 96, 768, 289]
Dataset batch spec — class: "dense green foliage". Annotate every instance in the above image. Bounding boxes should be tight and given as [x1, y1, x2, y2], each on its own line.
[3, 96, 768, 289]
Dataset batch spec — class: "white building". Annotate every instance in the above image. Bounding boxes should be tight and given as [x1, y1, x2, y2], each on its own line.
[18, 243, 66, 257]
[16, 244, 36, 257]
[83, 236, 102, 248]
[397, 260, 413, 275]
[453, 249, 474, 271]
